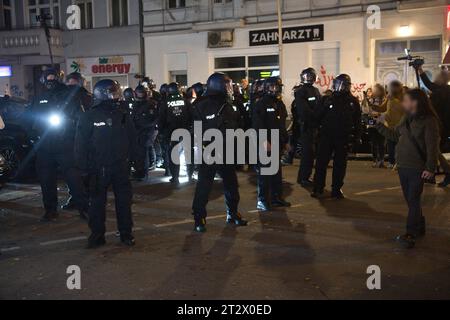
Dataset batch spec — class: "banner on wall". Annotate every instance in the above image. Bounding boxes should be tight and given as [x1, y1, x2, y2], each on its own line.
[249, 24, 324, 46]
[68, 55, 139, 75]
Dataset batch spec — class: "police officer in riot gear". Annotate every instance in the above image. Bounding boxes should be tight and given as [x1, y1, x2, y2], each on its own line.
[295, 68, 321, 187]
[75, 79, 137, 248]
[311, 74, 362, 199]
[31, 68, 88, 221]
[123, 88, 135, 106]
[130, 85, 159, 181]
[159, 82, 191, 184]
[253, 77, 291, 212]
[156, 83, 171, 174]
[192, 73, 248, 232]
[61, 72, 93, 211]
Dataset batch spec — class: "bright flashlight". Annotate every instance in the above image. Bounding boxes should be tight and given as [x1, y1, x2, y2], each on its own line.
[48, 114, 62, 127]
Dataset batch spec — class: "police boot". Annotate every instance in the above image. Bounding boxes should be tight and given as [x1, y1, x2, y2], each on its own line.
[120, 233, 135, 246]
[40, 211, 59, 222]
[87, 233, 106, 249]
[438, 174, 450, 188]
[226, 212, 248, 226]
[311, 188, 325, 199]
[194, 218, 207, 233]
[272, 198, 291, 207]
[395, 234, 416, 249]
[331, 189, 345, 199]
[257, 201, 270, 212]
[170, 177, 180, 185]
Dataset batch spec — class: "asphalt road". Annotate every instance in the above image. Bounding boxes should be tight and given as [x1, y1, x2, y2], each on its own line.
[1, 161, 449, 300]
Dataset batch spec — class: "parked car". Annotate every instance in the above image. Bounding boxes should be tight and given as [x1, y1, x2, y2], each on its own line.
[0, 95, 35, 181]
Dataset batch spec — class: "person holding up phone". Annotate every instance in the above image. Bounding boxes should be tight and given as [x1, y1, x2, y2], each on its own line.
[375, 89, 440, 249]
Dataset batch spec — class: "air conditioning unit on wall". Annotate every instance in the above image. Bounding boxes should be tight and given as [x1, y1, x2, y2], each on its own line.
[207, 30, 234, 48]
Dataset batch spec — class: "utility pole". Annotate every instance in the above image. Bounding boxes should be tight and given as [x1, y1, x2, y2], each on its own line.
[277, 0, 283, 79]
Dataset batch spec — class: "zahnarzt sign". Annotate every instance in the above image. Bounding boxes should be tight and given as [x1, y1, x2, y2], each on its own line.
[249, 24, 324, 46]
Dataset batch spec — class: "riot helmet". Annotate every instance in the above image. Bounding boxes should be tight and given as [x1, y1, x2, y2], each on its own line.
[332, 74, 352, 93]
[135, 85, 148, 101]
[300, 67, 317, 85]
[167, 82, 180, 96]
[206, 72, 232, 97]
[263, 77, 283, 98]
[93, 79, 122, 104]
[123, 88, 135, 102]
[192, 82, 205, 98]
[41, 67, 61, 91]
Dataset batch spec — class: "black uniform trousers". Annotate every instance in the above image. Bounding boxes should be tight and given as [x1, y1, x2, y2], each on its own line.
[88, 162, 133, 236]
[298, 127, 316, 182]
[36, 149, 87, 213]
[257, 160, 283, 203]
[134, 128, 157, 178]
[398, 168, 425, 236]
[192, 164, 240, 219]
[314, 134, 349, 192]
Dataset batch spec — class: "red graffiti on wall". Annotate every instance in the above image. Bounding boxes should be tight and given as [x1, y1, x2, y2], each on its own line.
[315, 65, 367, 101]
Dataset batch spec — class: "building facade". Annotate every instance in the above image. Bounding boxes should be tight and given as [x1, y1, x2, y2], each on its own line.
[142, 0, 450, 104]
[0, 0, 141, 100]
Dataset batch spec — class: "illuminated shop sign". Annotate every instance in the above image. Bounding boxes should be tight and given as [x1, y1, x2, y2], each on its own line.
[249, 24, 324, 46]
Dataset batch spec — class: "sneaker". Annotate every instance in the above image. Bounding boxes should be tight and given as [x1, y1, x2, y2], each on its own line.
[226, 212, 248, 226]
[256, 201, 270, 212]
[194, 218, 207, 233]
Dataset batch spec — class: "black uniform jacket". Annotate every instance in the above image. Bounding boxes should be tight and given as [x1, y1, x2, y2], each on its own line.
[315, 92, 362, 141]
[294, 84, 321, 131]
[75, 101, 137, 173]
[130, 98, 158, 134]
[252, 95, 289, 145]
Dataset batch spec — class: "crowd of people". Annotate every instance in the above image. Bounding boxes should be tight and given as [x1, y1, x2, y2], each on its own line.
[2, 63, 449, 250]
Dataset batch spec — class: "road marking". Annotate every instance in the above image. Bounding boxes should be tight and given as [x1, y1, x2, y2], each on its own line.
[353, 189, 382, 196]
[0, 246, 21, 252]
[385, 186, 401, 190]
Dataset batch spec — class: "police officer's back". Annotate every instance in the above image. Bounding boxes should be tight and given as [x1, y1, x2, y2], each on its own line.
[130, 85, 159, 180]
[75, 79, 137, 248]
[312, 74, 361, 199]
[159, 82, 191, 184]
[191, 73, 248, 232]
[295, 68, 321, 186]
[252, 77, 290, 211]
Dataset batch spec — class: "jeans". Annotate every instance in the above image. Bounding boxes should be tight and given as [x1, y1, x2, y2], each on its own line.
[398, 168, 425, 236]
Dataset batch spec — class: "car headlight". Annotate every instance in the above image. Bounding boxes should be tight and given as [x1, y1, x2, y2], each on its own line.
[48, 113, 63, 127]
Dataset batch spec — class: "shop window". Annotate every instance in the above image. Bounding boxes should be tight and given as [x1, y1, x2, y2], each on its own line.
[215, 57, 245, 69]
[248, 55, 279, 68]
[215, 54, 279, 83]
[377, 41, 407, 55]
[111, 0, 128, 27]
[168, 0, 186, 9]
[170, 71, 188, 87]
[410, 38, 441, 53]
[77, 0, 93, 29]
[2, 0, 12, 30]
[27, 0, 60, 28]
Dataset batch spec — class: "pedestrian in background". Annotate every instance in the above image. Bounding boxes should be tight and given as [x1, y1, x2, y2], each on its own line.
[370, 80, 404, 169]
[376, 88, 440, 249]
